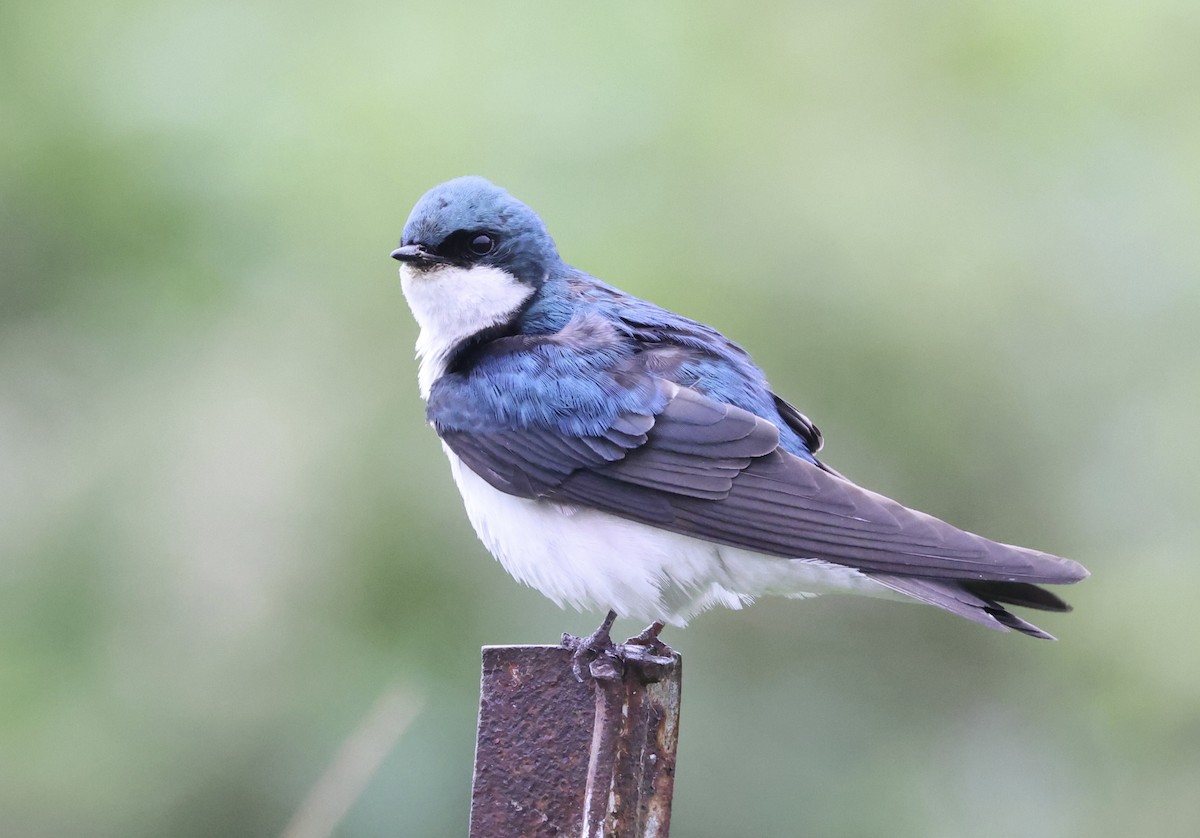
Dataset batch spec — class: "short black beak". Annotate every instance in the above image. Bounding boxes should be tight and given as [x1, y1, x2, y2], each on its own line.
[390, 244, 445, 265]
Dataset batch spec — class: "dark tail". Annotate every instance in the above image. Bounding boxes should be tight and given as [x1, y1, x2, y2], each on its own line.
[870, 574, 1077, 640]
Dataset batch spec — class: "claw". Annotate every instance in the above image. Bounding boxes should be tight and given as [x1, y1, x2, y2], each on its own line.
[623, 621, 668, 654]
[616, 621, 675, 676]
[561, 610, 618, 681]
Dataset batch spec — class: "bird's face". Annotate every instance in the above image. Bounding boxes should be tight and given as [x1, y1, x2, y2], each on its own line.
[393, 177, 560, 395]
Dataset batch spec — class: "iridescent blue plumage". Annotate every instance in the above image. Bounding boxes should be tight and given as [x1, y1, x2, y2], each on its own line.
[393, 176, 1087, 637]
[403, 176, 820, 460]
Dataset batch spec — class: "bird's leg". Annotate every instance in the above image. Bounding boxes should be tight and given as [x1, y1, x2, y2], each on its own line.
[624, 619, 672, 653]
[561, 610, 618, 682]
[617, 620, 675, 673]
[562, 613, 677, 682]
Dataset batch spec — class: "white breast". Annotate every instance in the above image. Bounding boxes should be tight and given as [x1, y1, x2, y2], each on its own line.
[399, 263, 533, 398]
[443, 447, 896, 626]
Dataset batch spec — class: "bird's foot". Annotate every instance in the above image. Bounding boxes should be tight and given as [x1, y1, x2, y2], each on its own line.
[615, 621, 675, 677]
[561, 610, 618, 682]
[622, 620, 669, 655]
[561, 614, 676, 683]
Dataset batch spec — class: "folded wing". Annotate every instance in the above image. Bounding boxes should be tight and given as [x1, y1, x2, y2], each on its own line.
[435, 380, 1087, 635]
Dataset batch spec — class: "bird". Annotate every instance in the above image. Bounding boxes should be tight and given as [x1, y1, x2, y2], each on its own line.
[390, 175, 1088, 674]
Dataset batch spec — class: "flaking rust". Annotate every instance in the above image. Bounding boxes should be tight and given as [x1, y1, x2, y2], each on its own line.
[470, 645, 681, 838]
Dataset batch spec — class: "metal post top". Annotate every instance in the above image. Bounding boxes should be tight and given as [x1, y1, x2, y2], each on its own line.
[471, 644, 683, 838]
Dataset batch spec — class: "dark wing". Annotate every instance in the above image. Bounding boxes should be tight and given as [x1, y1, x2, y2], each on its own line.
[437, 381, 1087, 634]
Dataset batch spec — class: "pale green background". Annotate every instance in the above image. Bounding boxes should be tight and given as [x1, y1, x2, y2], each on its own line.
[3, 2, 1198, 836]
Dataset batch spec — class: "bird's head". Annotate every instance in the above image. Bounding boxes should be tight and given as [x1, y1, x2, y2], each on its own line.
[392, 177, 564, 396]
[391, 176, 559, 286]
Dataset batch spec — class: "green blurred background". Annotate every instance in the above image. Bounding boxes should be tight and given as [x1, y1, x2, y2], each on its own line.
[3, 1, 1198, 836]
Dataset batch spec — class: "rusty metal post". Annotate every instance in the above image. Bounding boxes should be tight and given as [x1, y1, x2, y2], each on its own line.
[469, 644, 682, 838]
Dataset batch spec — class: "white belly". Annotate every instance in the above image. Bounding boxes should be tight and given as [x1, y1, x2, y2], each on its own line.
[444, 447, 896, 625]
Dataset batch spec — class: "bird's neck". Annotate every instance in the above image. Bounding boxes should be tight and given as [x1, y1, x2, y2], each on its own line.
[514, 273, 586, 335]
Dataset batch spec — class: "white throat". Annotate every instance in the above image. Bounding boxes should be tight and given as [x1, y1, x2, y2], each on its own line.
[399, 263, 533, 398]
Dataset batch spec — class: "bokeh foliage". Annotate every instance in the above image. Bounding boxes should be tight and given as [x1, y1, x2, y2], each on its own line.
[3, 1, 1199, 836]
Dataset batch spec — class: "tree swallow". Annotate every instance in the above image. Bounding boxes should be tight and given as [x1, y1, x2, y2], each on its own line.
[390, 176, 1088, 667]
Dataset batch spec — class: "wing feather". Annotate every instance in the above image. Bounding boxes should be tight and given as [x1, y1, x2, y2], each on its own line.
[436, 382, 1088, 585]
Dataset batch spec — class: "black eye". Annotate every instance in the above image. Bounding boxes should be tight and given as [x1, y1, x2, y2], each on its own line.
[469, 234, 495, 256]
